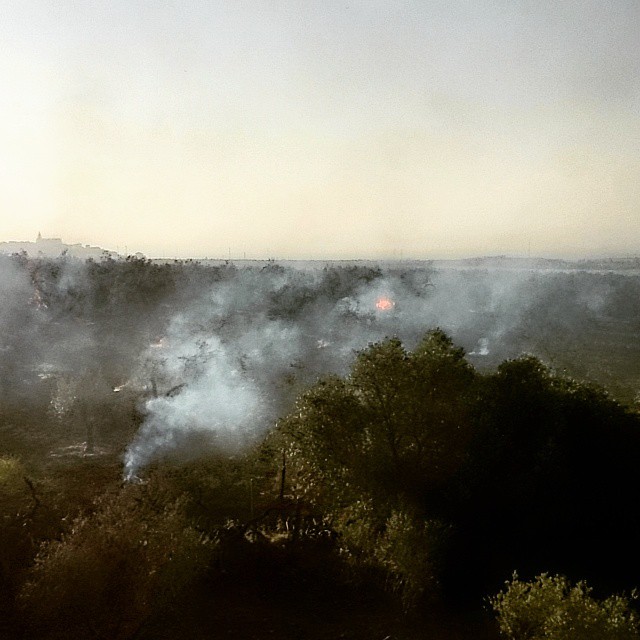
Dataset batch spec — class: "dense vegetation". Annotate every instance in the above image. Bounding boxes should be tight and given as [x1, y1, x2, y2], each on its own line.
[1, 254, 639, 638]
[491, 574, 639, 640]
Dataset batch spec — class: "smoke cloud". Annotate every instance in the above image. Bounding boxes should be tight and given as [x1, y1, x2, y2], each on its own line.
[121, 260, 640, 477]
[1, 253, 638, 474]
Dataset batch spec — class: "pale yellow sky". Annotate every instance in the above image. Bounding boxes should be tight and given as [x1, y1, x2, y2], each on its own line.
[1, 1, 639, 259]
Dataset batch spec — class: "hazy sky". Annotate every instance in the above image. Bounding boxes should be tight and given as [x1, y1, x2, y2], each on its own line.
[1, 1, 639, 259]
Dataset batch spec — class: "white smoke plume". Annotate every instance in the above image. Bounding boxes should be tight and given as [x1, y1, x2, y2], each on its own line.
[120, 262, 552, 477]
[122, 265, 537, 477]
[2, 253, 637, 475]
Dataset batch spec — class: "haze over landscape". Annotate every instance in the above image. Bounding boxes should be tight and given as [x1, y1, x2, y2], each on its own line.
[3, 5, 640, 638]
[2, 1, 639, 259]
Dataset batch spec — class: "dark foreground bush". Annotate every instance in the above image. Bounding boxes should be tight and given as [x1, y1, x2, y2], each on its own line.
[490, 573, 639, 640]
[19, 481, 213, 640]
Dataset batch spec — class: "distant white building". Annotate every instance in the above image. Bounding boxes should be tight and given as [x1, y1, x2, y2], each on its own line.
[0, 234, 117, 259]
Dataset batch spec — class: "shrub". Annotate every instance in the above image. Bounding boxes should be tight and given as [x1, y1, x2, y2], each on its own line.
[490, 573, 640, 640]
[19, 480, 214, 640]
[373, 509, 449, 608]
[0, 457, 39, 597]
[327, 499, 449, 608]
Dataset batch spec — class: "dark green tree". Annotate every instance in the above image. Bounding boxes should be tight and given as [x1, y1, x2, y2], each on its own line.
[271, 330, 477, 605]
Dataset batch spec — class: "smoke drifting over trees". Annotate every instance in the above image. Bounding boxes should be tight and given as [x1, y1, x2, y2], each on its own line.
[1, 253, 639, 475]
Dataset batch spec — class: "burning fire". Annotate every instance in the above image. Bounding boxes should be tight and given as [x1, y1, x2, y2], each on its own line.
[375, 297, 395, 311]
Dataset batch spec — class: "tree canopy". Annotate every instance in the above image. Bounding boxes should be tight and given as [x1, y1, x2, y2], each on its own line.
[272, 330, 640, 604]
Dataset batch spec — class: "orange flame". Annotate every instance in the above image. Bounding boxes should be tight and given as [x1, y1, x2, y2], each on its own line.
[375, 297, 395, 311]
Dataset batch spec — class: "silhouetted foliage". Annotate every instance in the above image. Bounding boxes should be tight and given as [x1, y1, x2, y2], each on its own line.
[445, 357, 640, 602]
[491, 573, 639, 639]
[270, 332, 640, 606]
[19, 479, 213, 640]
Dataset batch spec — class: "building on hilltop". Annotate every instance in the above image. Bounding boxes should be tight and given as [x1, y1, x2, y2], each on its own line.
[0, 234, 117, 259]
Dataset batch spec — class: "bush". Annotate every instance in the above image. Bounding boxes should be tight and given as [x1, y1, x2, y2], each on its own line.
[19, 479, 214, 640]
[373, 509, 450, 609]
[329, 499, 449, 609]
[0, 457, 39, 598]
[0, 455, 30, 514]
[490, 573, 640, 640]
